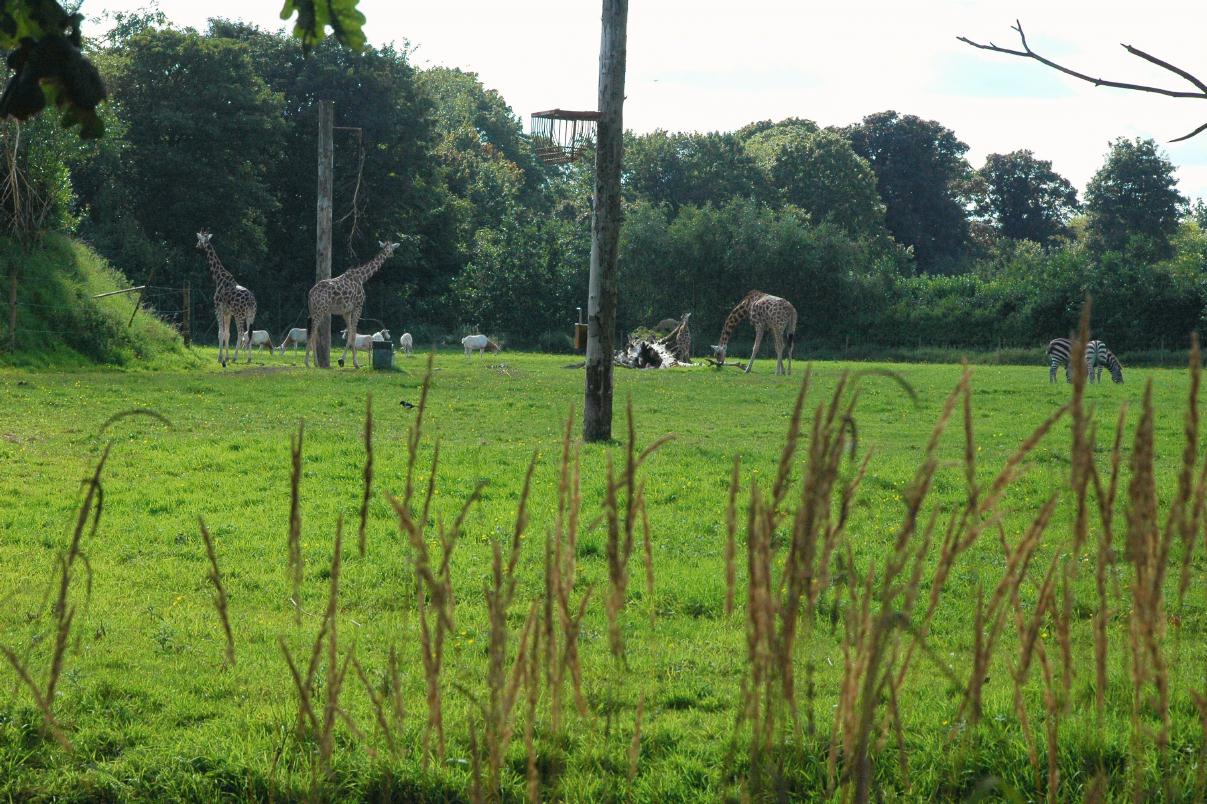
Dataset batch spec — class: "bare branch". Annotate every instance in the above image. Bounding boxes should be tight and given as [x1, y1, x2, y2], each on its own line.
[1123, 44, 1207, 96]
[1171, 121, 1207, 143]
[959, 20, 1207, 142]
[958, 21, 1207, 100]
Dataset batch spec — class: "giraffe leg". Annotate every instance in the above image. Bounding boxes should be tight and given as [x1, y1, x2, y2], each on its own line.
[221, 313, 233, 367]
[343, 313, 360, 368]
[746, 327, 764, 374]
[304, 315, 317, 368]
[232, 316, 243, 365]
[216, 314, 225, 366]
[786, 330, 795, 375]
[771, 330, 785, 375]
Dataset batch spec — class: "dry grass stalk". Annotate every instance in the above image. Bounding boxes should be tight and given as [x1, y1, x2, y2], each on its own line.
[1055, 306, 1093, 705]
[545, 408, 590, 736]
[2, 443, 112, 752]
[0, 644, 71, 751]
[483, 454, 537, 796]
[198, 517, 235, 667]
[957, 494, 1055, 725]
[288, 421, 304, 626]
[357, 393, 373, 557]
[1116, 354, 1207, 795]
[1090, 404, 1127, 717]
[524, 605, 540, 804]
[604, 398, 671, 664]
[279, 516, 356, 774]
[726, 370, 873, 797]
[385, 358, 483, 767]
[350, 654, 399, 757]
[1008, 554, 1061, 798]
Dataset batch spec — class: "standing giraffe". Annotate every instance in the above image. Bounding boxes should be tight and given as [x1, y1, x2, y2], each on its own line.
[305, 240, 400, 369]
[196, 231, 257, 367]
[711, 290, 798, 375]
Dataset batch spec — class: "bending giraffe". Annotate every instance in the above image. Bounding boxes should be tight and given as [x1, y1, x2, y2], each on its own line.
[711, 290, 798, 375]
[196, 230, 257, 367]
[305, 240, 400, 369]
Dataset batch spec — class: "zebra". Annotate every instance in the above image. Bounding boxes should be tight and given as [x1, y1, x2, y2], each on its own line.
[1087, 339, 1124, 383]
[1046, 337, 1087, 383]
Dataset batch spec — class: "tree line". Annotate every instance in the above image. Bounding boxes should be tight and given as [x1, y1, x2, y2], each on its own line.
[7, 15, 1206, 353]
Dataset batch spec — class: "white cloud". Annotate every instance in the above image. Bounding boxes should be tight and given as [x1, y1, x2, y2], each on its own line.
[81, 0, 1207, 199]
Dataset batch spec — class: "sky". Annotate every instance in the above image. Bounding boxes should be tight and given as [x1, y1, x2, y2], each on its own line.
[82, 0, 1207, 201]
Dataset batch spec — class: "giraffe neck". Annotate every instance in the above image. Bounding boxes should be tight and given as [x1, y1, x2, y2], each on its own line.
[347, 248, 392, 284]
[203, 244, 235, 291]
[717, 291, 762, 347]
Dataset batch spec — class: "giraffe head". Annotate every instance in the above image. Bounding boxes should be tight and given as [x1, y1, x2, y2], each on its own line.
[378, 240, 401, 256]
[196, 230, 212, 249]
[711, 343, 727, 364]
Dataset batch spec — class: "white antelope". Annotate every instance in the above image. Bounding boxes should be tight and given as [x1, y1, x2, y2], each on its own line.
[239, 329, 274, 352]
[277, 327, 308, 355]
[462, 333, 500, 356]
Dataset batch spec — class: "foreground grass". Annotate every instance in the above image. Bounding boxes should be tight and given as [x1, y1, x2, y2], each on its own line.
[0, 348, 1204, 800]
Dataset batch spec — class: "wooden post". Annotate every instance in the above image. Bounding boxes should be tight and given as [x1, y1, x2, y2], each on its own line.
[583, 0, 628, 443]
[183, 282, 191, 348]
[315, 99, 334, 368]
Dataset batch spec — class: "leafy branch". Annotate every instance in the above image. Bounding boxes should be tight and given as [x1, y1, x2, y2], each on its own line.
[0, 0, 370, 139]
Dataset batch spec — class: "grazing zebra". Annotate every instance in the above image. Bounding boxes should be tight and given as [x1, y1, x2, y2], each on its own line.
[1046, 337, 1085, 383]
[1087, 339, 1124, 383]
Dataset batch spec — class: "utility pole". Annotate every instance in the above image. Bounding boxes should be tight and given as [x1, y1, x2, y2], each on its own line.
[315, 99, 334, 368]
[583, 0, 628, 442]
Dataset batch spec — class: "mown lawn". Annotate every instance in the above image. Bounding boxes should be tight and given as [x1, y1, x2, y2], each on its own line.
[1, 348, 1205, 800]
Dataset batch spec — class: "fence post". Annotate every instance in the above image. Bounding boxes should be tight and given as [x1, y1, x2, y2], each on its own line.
[183, 282, 191, 348]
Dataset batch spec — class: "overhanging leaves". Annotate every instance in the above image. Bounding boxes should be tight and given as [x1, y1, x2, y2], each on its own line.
[280, 0, 367, 53]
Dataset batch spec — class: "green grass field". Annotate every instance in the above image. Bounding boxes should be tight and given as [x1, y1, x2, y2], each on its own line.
[1, 348, 1205, 801]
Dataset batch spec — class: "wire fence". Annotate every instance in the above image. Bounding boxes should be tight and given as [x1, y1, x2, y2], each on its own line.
[3, 275, 1204, 362]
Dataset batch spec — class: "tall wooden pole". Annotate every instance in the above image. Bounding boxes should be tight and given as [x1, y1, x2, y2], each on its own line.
[315, 99, 334, 368]
[583, 0, 628, 442]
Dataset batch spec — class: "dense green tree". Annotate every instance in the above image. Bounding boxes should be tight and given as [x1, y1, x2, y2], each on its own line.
[0, 0, 369, 139]
[451, 214, 588, 348]
[842, 111, 973, 272]
[744, 126, 886, 237]
[419, 67, 548, 211]
[976, 150, 1079, 244]
[623, 130, 766, 209]
[1085, 137, 1186, 259]
[139, 22, 451, 332]
[80, 28, 284, 298]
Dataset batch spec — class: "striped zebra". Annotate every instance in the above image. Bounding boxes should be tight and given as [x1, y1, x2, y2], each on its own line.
[1046, 337, 1086, 383]
[1087, 339, 1124, 383]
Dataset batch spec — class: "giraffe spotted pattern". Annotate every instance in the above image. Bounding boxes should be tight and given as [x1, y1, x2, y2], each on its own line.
[711, 290, 798, 375]
[196, 231, 256, 367]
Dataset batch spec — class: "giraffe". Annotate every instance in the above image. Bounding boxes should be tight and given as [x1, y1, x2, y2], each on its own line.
[711, 290, 798, 375]
[305, 240, 400, 369]
[196, 231, 257, 367]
